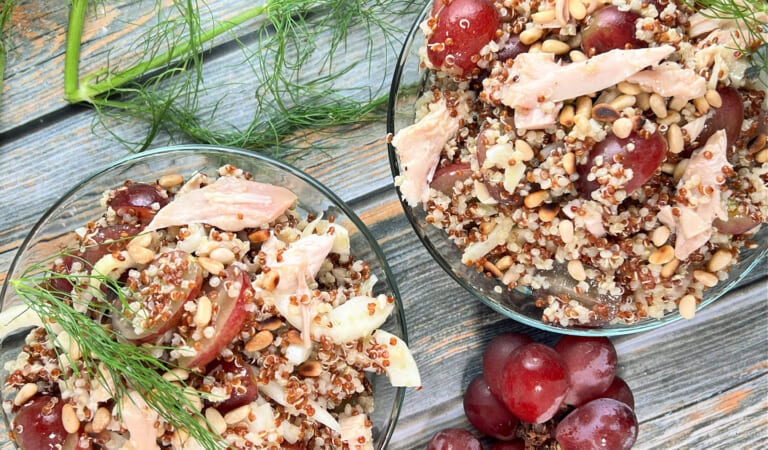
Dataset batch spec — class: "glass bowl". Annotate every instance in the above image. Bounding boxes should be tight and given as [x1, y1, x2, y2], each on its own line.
[386, 2, 768, 336]
[0, 145, 406, 448]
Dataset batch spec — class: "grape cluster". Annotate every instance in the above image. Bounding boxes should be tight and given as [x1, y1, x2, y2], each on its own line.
[428, 334, 638, 450]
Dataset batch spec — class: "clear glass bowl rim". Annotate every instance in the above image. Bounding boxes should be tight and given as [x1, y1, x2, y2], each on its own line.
[385, 2, 768, 336]
[0, 144, 406, 449]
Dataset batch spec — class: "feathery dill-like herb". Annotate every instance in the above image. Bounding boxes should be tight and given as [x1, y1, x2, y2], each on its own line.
[0, 0, 16, 102]
[64, 0, 419, 154]
[686, 0, 768, 83]
[10, 255, 226, 448]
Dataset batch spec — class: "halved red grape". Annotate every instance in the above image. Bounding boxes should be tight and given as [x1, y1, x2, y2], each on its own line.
[13, 395, 67, 450]
[431, 162, 473, 194]
[112, 250, 203, 342]
[497, 34, 529, 63]
[427, 0, 501, 77]
[463, 375, 519, 440]
[581, 6, 647, 56]
[80, 225, 142, 266]
[500, 343, 570, 424]
[490, 440, 526, 450]
[427, 429, 482, 450]
[205, 356, 259, 413]
[591, 376, 635, 409]
[108, 183, 168, 224]
[713, 212, 761, 235]
[555, 336, 617, 406]
[482, 332, 533, 400]
[576, 131, 667, 197]
[694, 86, 744, 152]
[555, 398, 638, 450]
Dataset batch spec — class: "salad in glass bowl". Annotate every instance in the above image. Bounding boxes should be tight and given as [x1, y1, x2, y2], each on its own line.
[0, 146, 419, 449]
[388, 0, 768, 333]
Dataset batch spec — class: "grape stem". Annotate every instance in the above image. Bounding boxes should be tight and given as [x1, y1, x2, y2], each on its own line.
[63, 0, 266, 104]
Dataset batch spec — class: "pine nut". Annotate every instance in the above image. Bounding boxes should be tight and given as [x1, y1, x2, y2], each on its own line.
[129, 232, 153, 249]
[62, 403, 80, 433]
[532, 10, 556, 23]
[184, 387, 203, 412]
[538, 204, 559, 222]
[258, 317, 283, 331]
[484, 261, 502, 278]
[674, 159, 690, 180]
[57, 330, 81, 361]
[562, 152, 576, 175]
[705, 89, 722, 108]
[520, 27, 545, 45]
[514, 139, 534, 161]
[496, 255, 513, 271]
[567, 259, 587, 281]
[617, 81, 642, 96]
[224, 405, 251, 425]
[198, 256, 224, 276]
[92, 407, 111, 433]
[651, 226, 671, 247]
[649, 94, 668, 118]
[14, 383, 38, 406]
[636, 92, 651, 111]
[524, 190, 548, 208]
[258, 270, 280, 291]
[158, 174, 184, 188]
[693, 96, 710, 114]
[708, 249, 733, 272]
[162, 368, 190, 382]
[612, 118, 633, 139]
[286, 329, 304, 345]
[648, 245, 674, 265]
[245, 330, 274, 352]
[756, 148, 768, 164]
[173, 429, 189, 447]
[209, 247, 235, 265]
[195, 296, 212, 327]
[128, 245, 155, 265]
[658, 111, 681, 126]
[559, 104, 576, 127]
[542, 39, 571, 55]
[298, 361, 323, 377]
[569, 50, 587, 62]
[748, 134, 766, 154]
[693, 270, 719, 287]
[248, 229, 271, 243]
[660, 258, 679, 279]
[576, 96, 592, 118]
[576, 115, 591, 133]
[479, 221, 496, 234]
[592, 104, 620, 122]
[679, 294, 697, 319]
[661, 162, 676, 174]
[568, 0, 587, 20]
[529, 42, 543, 53]
[668, 96, 688, 111]
[668, 124, 684, 154]
[559, 219, 575, 244]
[205, 408, 227, 435]
[610, 95, 636, 111]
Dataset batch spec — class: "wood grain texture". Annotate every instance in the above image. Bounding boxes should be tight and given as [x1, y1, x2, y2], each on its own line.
[1, 0, 766, 448]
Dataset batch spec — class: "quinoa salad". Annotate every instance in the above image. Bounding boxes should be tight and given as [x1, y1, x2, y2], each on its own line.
[392, 0, 768, 326]
[1, 165, 419, 449]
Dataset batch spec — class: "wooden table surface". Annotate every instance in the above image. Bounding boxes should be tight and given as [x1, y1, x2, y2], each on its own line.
[1, 1, 766, 448]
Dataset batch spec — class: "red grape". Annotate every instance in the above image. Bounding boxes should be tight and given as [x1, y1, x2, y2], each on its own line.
[555, 336, 617, 406]
[80, 224, 142, 266]
[430, 162, 473, 194]
[427, 428, 483, 450]
[463, 375, 519, 440]
[713, 212, 761, 235]
[482, 332, 533, 400]
[591, 376, 635, 410]
[427, 0, 501, 77]
[490, 440, 526, 450]
[693, 86, 744, 152]
[500, 343, 570, 424]
[576, 131, 667, 197]
[13, 395, 68, 450]
[205, 356, 259, 413]
[555, 398, 638, 450]
[581, 6, 647, 56]
[497, 34, 529, 63]
[108, 183, 168, 224]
